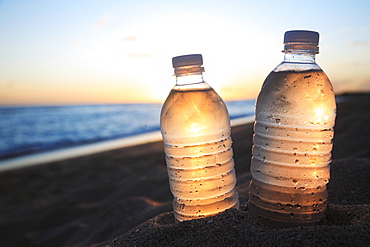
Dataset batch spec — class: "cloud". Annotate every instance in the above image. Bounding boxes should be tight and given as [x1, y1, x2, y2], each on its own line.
[127, 53, 151, 58]
[120, 36, 137, 42]
[358, 79, 370, 90]
[5, 81, 15, 89]
[351, 41, 370, 47]
[333, 78, 370, 95]
[95, 14, 112, 29]
[72, 38, 85, 48]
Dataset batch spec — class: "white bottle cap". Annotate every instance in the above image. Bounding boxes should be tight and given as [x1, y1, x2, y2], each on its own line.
[284, 30, 319, 44]
[172, 54, 203, 68]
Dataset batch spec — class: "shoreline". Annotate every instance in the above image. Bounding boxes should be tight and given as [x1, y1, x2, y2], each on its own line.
[0, 116, 254, 172]
[0, 93, 355, 172]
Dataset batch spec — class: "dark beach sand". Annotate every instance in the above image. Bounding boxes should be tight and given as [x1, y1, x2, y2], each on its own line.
[0, 93, 369, 247]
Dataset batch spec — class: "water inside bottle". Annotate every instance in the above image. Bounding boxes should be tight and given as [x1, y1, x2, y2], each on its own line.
[249, 70, 336, 227]
[161, 87, 239, 221]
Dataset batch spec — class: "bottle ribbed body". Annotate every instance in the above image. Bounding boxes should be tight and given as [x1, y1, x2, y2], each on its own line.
[249, 69, 336, 227]
[161, 86, 239, 221]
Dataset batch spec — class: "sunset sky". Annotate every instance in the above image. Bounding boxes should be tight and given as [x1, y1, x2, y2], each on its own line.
[0, 0, 369, 105]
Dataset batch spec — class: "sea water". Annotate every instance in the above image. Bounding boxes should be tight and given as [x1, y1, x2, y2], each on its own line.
[0, 101, 255, 161]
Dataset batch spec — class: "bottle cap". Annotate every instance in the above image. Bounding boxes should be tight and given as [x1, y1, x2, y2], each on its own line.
[172, 54, 203, 68]
[284, 30, 319, 44]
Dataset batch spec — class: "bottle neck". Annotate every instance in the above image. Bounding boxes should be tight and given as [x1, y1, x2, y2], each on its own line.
[173, 65, 209, 89]
[176, 73, 204, 86]
[283, 52, 316, 64]
[274, 45, 321, 72]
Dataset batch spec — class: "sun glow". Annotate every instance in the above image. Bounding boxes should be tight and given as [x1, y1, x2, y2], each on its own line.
[313, 107, 330, 125]
[1, 1, 369, 106]
[186, 123, 207, 135]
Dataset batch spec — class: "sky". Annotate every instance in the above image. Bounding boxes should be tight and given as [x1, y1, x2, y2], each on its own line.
[0, 0, 369, 105]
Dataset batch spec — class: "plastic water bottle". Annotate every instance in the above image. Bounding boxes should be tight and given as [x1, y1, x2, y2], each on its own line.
[248, 30, 336, 227]
[160, 54, 239, 222]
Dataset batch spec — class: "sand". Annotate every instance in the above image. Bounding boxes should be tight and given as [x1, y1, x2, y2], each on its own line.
[0, 93, 369, 247]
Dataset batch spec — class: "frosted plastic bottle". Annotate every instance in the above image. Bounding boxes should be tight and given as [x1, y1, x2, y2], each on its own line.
[160, 54, 239, 222]
[248, 31, 336, 227]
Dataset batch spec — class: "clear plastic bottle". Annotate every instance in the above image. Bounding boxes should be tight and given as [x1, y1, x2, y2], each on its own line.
[248, 31, 336, 227]
[160, 54, 239, 222]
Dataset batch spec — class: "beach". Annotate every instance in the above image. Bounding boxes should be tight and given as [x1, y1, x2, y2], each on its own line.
[0, 93, 369, 246]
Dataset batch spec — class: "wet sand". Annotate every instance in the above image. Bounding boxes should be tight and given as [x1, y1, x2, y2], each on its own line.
[0, 93, 369, 246]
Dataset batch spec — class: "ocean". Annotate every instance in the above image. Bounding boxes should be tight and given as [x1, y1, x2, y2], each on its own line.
[0, 100, 255, 161]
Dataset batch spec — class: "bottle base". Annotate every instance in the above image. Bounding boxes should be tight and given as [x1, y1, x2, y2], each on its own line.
[248, 178, 327, 228]
[248, 201, 324, 228]
[174, 190, 239, 222]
